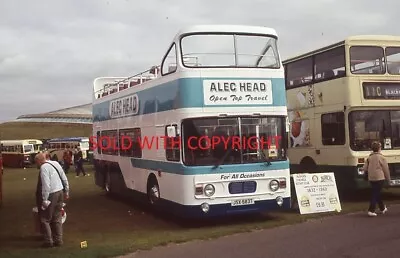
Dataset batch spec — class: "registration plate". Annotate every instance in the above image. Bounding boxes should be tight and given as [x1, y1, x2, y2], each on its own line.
[231, 199, 254, 206]
[390, 179, 400, 185]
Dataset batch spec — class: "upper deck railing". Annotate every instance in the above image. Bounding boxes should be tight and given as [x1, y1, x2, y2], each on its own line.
[94, 66, 159, 99]
[94, 57, 201, 100]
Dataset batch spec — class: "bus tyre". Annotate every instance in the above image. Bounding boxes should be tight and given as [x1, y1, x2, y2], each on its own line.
[291, 194, 299, 211]
[290, 176, 299, 211]
[105, 171, 111, 194]
[147, 176, 160, 206]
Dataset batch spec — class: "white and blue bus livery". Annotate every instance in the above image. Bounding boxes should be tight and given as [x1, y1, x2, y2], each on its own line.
[92, 25, 291, 218]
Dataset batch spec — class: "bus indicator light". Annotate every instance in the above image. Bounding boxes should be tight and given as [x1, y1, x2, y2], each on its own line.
[195, 184, 203, 195]
[279, 178, 287, 189]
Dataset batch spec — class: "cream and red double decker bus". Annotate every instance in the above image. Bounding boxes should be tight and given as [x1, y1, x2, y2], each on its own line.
[283, 35, 400, 192]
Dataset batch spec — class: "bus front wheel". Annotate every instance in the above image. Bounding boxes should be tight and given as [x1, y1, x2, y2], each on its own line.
[147, 175, 160, 205]
[104, 171, 111, 194]
[290, 176, 299, 211]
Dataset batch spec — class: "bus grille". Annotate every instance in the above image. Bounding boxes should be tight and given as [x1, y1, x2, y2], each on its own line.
[228, 181, 257, 194]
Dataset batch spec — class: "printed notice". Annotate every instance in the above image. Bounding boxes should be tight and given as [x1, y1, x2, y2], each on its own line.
[293, 173, 341, 215]
[203, 80, 273, 105]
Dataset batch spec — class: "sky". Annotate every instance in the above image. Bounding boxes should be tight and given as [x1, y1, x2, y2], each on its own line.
[0, 0, 399, 122]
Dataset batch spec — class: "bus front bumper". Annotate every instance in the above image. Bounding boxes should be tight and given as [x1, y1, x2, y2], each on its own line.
[170, 197, 291, 218]
[355, 177, 400, 188]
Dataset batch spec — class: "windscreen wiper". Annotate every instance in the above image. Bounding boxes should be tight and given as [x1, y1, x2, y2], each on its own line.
[212, 147, 233, 169]
[259, 148, 272, 166]
[256, 137, 271, 166]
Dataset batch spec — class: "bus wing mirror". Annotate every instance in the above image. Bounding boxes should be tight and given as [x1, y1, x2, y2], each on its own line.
[166, 126, 177, 137]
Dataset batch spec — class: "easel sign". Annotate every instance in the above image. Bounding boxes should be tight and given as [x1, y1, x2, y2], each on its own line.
[293, 172, 342, 215]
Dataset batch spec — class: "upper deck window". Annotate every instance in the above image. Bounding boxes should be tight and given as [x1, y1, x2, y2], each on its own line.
[314, 46, 346, 81]
[180, 33, 280, 68]
[285, 57, 313, 88]
[386, 47, 400, 75]
[350, 46, 385, 74]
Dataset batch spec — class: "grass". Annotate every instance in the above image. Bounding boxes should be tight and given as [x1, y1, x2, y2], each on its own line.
[0, 122, 92, 140]
[1, 165, 400, 258]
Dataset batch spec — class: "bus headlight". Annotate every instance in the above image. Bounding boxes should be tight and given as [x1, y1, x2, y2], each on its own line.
[204, 184, 215, 197]
[269, 180, 279, 191]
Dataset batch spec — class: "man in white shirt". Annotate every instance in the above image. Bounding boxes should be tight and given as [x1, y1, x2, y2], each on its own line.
[35, 152, 69, 248]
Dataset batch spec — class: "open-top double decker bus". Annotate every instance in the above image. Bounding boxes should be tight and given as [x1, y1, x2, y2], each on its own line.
[92, 25, 291, 218]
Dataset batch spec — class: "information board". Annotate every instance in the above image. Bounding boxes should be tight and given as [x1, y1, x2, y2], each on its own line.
[363, 82, 400, 100]
[293, 172, 342, 215]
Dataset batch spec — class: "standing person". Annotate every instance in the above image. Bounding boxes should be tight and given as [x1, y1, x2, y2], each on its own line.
[362, 141, 391, 217]
[74, 147, 87, 177]
[35, 152, 69, 248]
[73, 148, 78, 176]
[62, 148, 72, 174]
[68, 148, 73, 163]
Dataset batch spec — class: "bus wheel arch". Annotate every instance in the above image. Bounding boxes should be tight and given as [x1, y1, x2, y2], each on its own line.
[147, 173, 160, 205]
[299, 156, 317, 172]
